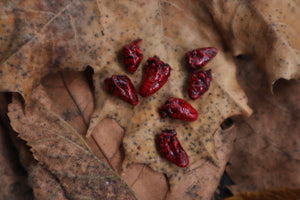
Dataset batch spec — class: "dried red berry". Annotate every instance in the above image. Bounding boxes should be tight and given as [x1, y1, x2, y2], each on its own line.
[139, 56, 171, 97]
[122, 39, 143, 73]
[188, 69, 212, 100]
[104, 75, 139, 105]
[185, 47, 217, 70]
[158, 97, 198, 121]
[157, 129, 189, 168]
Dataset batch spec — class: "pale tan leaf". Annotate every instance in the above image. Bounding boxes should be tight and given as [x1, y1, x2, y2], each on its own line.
[1, 0, 299, 199]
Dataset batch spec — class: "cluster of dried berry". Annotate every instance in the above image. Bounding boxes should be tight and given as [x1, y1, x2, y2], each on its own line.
[104, 39, 217, 168]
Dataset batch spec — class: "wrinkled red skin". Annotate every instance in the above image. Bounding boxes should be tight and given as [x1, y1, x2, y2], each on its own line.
[157, 129, 189, 168]
[104, 75, 139, 105]
[185, 47, 218, 70]
[188, 69, 212, 100]
[158, 97, 198, 121]
[122, 39, 143, 73]
[139, 56, 171, 97]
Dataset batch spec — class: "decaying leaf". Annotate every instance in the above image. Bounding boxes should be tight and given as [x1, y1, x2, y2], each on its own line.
[0, 124, 33, 200]
[204, 0, 300, 85]
[1, 0, 299, 199]
[88, 0, 252, 189]
[163, 127, 238, 199]
[5, 68, 239, 200]
[0, 0, 252, 190]
[91, 118, 169, 200]
[92, 118, 238, 199]
[225, 57, 300, 194]
[8, 72, 137, 199]
[9, 128, 68, 200]
[225, 188, 300, 200]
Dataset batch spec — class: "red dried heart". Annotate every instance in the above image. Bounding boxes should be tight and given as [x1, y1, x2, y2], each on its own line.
[139, 56, 171, 97]
[158, 97, 198, 121]
[157, 129, 189, 168]
[185, 47, 217, 70]
[122, 39, 143, 73]
[188, 69, 212, 100]
[104, 75, 139, 105]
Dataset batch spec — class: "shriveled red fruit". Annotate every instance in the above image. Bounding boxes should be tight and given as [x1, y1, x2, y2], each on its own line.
[157, 129, 189, 168]
[139, 56, 171, 97]
[185, 47, 218, 70]
[188, 69, 212, 100]
[122, 39, 143, 73]
[104, 75, 139, 105]
[158, 97, 198, 121]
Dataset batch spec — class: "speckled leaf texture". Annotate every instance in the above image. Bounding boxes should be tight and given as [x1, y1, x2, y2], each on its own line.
[0, 0, 299, 199]
[8, 94, 137, 199]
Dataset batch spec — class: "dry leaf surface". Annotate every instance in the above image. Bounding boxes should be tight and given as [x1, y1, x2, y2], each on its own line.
[1, 0, 252, 189]
[9, 128, 68, 200]
[205, 0, 300, 85]
[1, 0, 299, 199]
[225, 188, 300, 200]
[92, 118, 239, 199]
[8, 72, 137, 199]
[6, 69, 238, 200]
[226, 57, 300, 194]
[88, 0, 252, 189]
[0, 123, 33, 200]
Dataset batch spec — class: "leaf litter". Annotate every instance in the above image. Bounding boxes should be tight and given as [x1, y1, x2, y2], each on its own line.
[0, 0, 299, 199]
[8, 71, 137, 199]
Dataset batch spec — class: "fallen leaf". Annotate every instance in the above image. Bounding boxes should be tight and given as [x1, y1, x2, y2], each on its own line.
[224, 188, 300, 200]
[11, 70, 168, 200]
[1, 0, 299, 199]
[0, 123, 33, 200]
[88, 0, 252, 190]
[9, 128, 68, 200]
[91, 119, 169, 200]
[163, 127, 237, 200]
[1, 0, 252, 192]
[8, 71, 137, 199]
[226, 56, 300, 193]
[204, 0, 300, 85]
[5, 68, 239, 200]
[91, 109, 240, 199]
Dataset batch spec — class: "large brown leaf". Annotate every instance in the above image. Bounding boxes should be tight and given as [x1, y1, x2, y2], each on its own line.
[226, 57, 300, 194]
[204, 0, 300, 85]
[88, 0, 252, 189]
[7, 71, 239, 199]
[1, 0, 251, 188]
[1, 0, 299, 199]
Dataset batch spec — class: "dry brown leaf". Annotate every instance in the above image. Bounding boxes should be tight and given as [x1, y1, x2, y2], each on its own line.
[91, 113, 239, 199]
[88, 0, 251, 190]
[225, 188, 300, 200]
[6, 69, 237, 200]
[9, 128, 68, 200]
[1, 0, 252, 192]
[226, 57, 300, 194]
[9, 71, 168, 200]
[91, 119, 169, 200]
[0, 123, 33, 200]
[1, 0, 299, 199]
[205, 0, 300, 85]
[8, 72, 137, 199]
